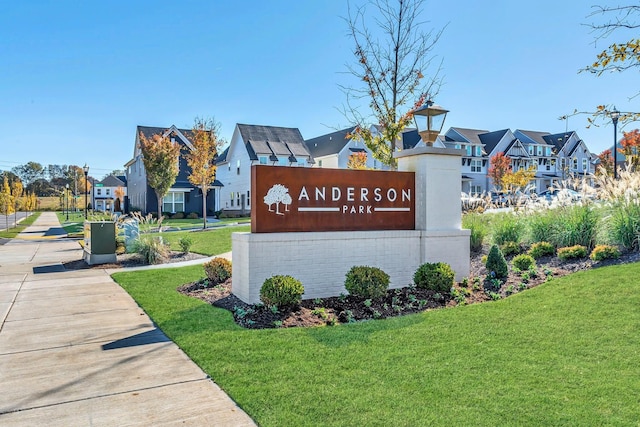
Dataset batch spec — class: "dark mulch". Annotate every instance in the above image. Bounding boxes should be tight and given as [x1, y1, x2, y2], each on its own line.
[63, 251, 208, 270]
[178, 248, 640, 330]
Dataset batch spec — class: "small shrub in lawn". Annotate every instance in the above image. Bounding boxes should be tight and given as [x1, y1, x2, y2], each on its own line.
[171, 212, 185, 219]
[186, 212, 199, 219]
[528, 241, 555, 259]
[485, 244, 508, 279]
[344, 266, 390, 299]
[500, 241, 521, 257]
[260, 275, 304, 309]
[590, 245, 620, 261]
[557, 245, 588, 260]
[178, 236, 193, 254]
[512, 254, 536, 271]
[203, 257, 232, 284]
[413, 262, 455, 293]
[133, 236, 170, 264]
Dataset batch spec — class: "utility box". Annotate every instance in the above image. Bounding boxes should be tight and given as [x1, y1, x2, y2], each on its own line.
[83, 221, 117, 265]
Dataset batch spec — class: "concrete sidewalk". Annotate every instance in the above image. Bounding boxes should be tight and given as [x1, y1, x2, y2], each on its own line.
[0, 212, 255, 426]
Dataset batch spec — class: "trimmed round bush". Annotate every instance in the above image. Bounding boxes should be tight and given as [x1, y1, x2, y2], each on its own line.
[414, 262, 455, 293]
[344, 266, 390, 299]
[178, 236, 193, 254]
[486, 244, 508, 279]
[186, 212, 199, 219]
[203, 257, 232, 284]
[260, 275, 304, 308]
[590, 244, 620, 261]
[528, 241, 555, 259]
[512, 254, 535, 271]
[557, 245, 588, 260]
[500, 241, 521, 257]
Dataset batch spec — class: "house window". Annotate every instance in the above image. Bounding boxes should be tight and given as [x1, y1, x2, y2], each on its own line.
[572, 158, 578, 170]
[471, 159, 482, 172]
[230, 192, 234, 207]
[454, 144, 460, 150]
[237, 160, 240, 175]
[470, 185, 482, 194]
[278, 157, 288, 166]
[466, 145, 472, 156]
[582, 158, 588, 171]
[162, 192, 184, 213]
[560, 158, 566, 170]
[318, 160, 323, 168]
[259, 156, 268, 165]
[247, 191, 250, 206]
[546, 147, 551, 156]
[236, 193, 240, 207]
[106, 189, 110, 195]
[475, 146, 482, 156]
[97, 189, 101, 196]
[528, 146, 534, 155]
[297, 158, 307, 166]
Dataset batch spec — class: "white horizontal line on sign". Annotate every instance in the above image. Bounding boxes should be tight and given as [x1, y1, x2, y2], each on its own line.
[374, 207, 411, 212]
[297, 207, 341, 212]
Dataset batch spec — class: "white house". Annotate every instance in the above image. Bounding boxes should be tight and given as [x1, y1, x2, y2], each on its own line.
[93, 175, 127, 212]
[215, 124, 314, 215]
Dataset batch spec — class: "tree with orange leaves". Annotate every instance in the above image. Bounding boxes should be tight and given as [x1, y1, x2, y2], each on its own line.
[347, 151, 368, 170]
[619, 129, 640, 169]
[138, 131, 180, 221]
[597, 149, 614, 175]
[344, 0, 445, 168]
[488, 152, 511, 191]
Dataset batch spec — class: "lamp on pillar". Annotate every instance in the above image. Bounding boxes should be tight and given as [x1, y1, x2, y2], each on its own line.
[83, 164, 89, 219]
[610, 106, 620, 179]
[412, 100, 449, 146]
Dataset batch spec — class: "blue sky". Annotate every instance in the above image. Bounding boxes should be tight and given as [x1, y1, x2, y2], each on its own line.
[1, 0, 637, 178]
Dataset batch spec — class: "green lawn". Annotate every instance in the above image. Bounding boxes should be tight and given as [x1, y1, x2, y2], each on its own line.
[150, 225, 250, 255]
[0, 212, 41, 238]
[112, 262, 640, 426]
[138, 217, 251, 232]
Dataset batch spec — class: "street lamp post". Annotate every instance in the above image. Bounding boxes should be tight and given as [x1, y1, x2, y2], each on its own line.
[412, 100, 449, 146]
[65, 183, 69, 221]
[83, 164, 89, 219]
[610, 107, 620, 179]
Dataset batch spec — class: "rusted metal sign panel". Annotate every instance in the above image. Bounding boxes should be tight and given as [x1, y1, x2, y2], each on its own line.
[251, 165, 415, 233]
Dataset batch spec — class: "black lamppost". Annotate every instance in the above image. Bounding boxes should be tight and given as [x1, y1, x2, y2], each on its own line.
[65, 183, 69, 221]
[83, 164, 89, 219]
[610, 107, 620, 179]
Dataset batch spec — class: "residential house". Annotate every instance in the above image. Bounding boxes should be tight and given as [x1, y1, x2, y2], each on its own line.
[125, 125, 223, 216]
[215, 123, 314, 215]
[441, 127, 489, 194]
[542, 131, 595, 182]
[93, 175, 127, 212]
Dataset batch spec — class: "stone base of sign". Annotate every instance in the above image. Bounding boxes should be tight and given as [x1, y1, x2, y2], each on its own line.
[83, 249, 117, 266]
[232, 229, 470, 304]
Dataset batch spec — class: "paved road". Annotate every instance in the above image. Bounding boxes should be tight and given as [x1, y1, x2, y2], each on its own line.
[0, 212, 255, 426]
[0, 212, 29, 232]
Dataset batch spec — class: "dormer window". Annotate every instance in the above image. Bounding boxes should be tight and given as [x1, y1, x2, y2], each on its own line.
[259, 156, 268, 165]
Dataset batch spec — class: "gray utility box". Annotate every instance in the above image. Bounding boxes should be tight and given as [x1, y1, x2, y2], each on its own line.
[83, 221, 117, 265]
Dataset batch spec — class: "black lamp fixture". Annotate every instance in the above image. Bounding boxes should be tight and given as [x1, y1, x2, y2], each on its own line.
[65, 183, 69, 221]
[412, 100, 449, 146]
[83, 164, 89, 219]
[610, 107, 620, 179]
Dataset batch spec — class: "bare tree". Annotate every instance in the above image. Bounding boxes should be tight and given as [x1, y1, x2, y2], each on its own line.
[342, 0, 446, 168]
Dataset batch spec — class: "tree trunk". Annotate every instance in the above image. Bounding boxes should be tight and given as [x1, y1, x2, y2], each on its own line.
[156, 192, 163, 232]
[202, 185, 207, 230]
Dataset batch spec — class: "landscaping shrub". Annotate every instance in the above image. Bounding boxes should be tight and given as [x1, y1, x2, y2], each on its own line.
[171, 212, 185, 219]
[260, 275, 304, 308]
[609, 202, 640, 251]
[500, 241, 521, 257]
[491, 213, 523, 245]
[528, 241, 555, 259]
[485, 244, 508, 279]
[133, 236, 170, 264]
[178, 236, 193, 254]
[413, 262, 455, 293]
[462, 213, 488, 252]
[557, 245, 588, 260]
[344, 266, 390, 299]
[554, 205, 599, 249]
[186, 212, 199, 219]
[527, 210, 557, 244]
[203, 257, 232, 284]
[590, 245, 620, 261]
[512, 254, 536, 271]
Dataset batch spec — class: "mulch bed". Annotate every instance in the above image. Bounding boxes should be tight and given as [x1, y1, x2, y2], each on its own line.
[178, 249, 640, 329]
[63, 251, 207, 270]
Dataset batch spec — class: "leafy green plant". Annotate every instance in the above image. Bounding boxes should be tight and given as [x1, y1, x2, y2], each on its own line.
[554, 205, 599, 249]
[590, 245, 620, 261]
[484, 277, 503, 293]
[500, 241, 521, 257]
[527, 209, 557, 244]
[133, 236, 170, 264]
[485, 244, 508, 279]
[528, 241, 555, 259]
[178, 235, 193, 254]
[557, 245, 588, 260]
[413, 262, 455, 293]
[462, 213, 488, 252]
[491, 213, 523, 245]
[505, 284, 516, 295]
[512, 254, 536, 271]
[203, 257, 232, 285]
[260, 275, 304, 309]
[344, 266, 390, 299]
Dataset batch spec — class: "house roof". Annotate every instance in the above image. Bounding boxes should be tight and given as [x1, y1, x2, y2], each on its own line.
[479, 129, 510, 154]
[446, 127, 489, 145]
[542, 131, 575, 153]
[515, 129, 552, 146]
[305, 127, 357, 158]
[236, 124, 312, 162]
[99, 175, 125, 187]
[401, 128, 421, 150]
